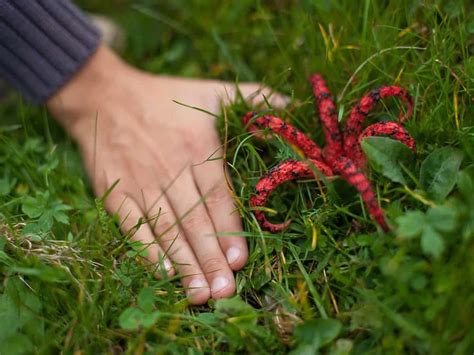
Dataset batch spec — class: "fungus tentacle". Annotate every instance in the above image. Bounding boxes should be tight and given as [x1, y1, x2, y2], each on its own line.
[360, 121, 416, 150]
[332, 156, 388, 232]
[344, 86, 414, 165]
[251, 159, 333, 233]
[309, 74, 343, 156]
[243, 112, 323, 160]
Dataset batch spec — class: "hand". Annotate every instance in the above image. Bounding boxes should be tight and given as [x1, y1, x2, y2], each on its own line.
[48, 45, 286, 305]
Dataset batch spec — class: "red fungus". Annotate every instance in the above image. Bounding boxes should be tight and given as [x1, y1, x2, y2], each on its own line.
[243, 74, 415, 232]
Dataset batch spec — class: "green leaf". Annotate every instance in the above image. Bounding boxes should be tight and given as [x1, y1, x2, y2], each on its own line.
[20, 223, 42, 237]
[0, 278, 44, 347]
[457, 168, 474, 199]
[444, 1, 462, 17]
[141, 311, 160, 328]
[52, 202, 73, 212]
[24, 137, 45, 153]
[0, 334, 34, 355]
[396, 211, 425, 239]
[38, 211, 54, 232]
[361, 137, 414, 184]
[8, 265, 66, 283]
[215, 296, 257, 317]
[329, 339, 353, 355]
[113, 270, 132, 287]
[137, 287, 155, 313]
[421, 225, 445, 258]
[21, 196, 44, 218]
[196, 312, 220, 326]
[426, 206, 458, 233]
[53, 211, 69, 225]
[294, 318, 342, 351]
[119, 307, 145, 331]
[354, 234, 373, 246]
[291, 344, 317, 355]
[0, 293, 21, 342]
[215, 297, 258, 326]
[420, 147, 464, 201]
[410, 274, 428, 291]
[350, 303, 383, 331]
[0, 176, 16, 196]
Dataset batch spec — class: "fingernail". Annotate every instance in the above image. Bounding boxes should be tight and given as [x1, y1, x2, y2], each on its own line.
[226, 247, 241, 265]
[187, 279, 207, 297]
[164, 259, 173, 272]
[211, 276, 229, 294]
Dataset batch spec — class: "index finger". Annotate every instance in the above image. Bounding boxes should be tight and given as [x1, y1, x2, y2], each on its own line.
[193, 148, 248, 271]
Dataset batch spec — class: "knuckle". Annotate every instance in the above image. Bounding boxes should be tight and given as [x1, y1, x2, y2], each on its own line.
[182, 211, 209, 231]
[154, 215, 179, 240]
[182, 133, 196, 151]
[182, 129, 204, 149]
[184, 128, 217, 155]
[200, 256, 225, 275]
[205, 184, 230, 208]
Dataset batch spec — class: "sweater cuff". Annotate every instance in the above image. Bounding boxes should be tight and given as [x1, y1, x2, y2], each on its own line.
[0, 0, 101, 104]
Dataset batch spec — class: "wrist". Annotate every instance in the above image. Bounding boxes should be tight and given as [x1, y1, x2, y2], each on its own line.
[47, 45, 137, 130]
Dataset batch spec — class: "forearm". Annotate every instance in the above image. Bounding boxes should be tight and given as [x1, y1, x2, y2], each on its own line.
[0, 0, 100, 103]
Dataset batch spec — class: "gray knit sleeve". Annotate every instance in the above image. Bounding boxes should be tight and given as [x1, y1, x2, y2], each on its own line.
[0, 0, 101, 104]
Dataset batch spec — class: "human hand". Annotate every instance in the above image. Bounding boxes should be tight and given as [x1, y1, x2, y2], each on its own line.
[48, 45, 286, 305]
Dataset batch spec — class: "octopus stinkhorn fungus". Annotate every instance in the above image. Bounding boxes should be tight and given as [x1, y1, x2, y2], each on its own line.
[243, 74, 415, 233]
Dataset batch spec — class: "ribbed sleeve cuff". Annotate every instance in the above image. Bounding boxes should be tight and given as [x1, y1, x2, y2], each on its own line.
[0, 0, 101, 104]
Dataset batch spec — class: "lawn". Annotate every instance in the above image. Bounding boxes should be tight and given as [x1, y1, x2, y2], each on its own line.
[0, 0, 473, 353]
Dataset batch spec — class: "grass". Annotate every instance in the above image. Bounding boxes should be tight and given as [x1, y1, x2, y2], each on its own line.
[0, 0, 473, 353]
